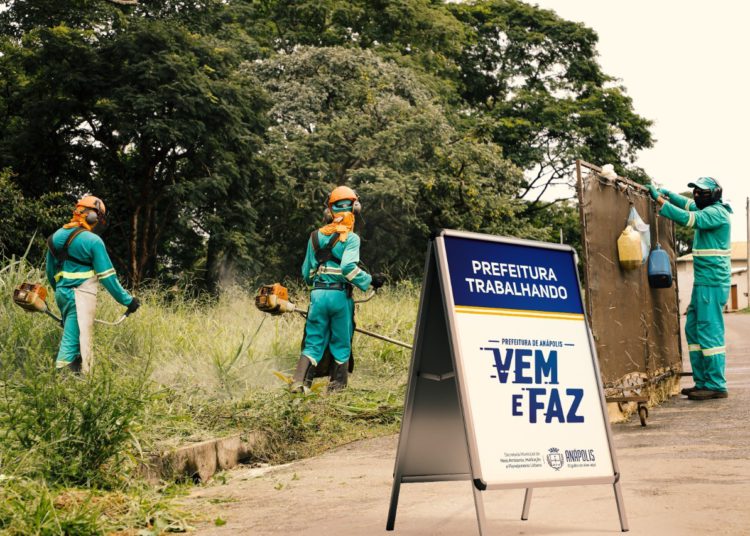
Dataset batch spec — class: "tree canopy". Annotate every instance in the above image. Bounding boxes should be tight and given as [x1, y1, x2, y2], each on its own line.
[0, 0, 654, 289]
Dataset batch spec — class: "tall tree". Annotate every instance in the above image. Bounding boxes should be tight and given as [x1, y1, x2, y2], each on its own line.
[253, 46, 534, 277]
[448, 0, 654, 211]
[0, 1, 269, 288]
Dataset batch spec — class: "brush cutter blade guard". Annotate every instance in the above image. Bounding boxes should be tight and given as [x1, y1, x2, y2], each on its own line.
[13, 282, 50, 313]
[255, 283, 296, 315]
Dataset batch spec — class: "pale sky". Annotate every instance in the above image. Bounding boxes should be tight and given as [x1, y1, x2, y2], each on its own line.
[532, 0, 749, 241]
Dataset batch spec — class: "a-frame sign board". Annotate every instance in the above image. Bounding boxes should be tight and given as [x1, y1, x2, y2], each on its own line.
[386, 230, 628, 534]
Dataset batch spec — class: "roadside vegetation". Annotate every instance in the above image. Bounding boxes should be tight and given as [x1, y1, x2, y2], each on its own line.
[0, 0, 659, 533]
[0, 257, 418, 534]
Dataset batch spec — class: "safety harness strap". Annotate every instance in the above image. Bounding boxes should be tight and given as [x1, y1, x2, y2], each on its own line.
[48, 228, 90, 266]
[311, 231, 342, 265]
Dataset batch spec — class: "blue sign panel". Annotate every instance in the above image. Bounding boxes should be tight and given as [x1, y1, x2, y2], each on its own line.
[443, 235, 583, 315]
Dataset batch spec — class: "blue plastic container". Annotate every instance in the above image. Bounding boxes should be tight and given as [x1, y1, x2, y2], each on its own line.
[648, 244, 672, 288]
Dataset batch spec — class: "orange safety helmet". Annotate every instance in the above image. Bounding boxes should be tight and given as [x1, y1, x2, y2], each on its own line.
[327, 186, 360, 214]
[75, 195, 107, 227]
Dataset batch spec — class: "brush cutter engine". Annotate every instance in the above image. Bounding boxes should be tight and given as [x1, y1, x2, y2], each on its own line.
[255, 283, 296, 315]
[13, 283, 50, 313]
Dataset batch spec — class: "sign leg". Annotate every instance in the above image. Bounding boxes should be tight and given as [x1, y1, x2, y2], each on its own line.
[471, 483, 488, 536]
[386, 474, 402, 531]
[521, 488, 533, 520]
[613, 480, 629, 532]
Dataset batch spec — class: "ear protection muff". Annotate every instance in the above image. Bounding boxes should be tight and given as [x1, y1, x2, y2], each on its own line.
[84, 198, 106, 228]
[85, 210, 99, 226]
[323, 207, 334, 223]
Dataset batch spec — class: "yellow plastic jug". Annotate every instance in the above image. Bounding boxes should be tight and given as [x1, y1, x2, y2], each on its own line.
[617, 225, 642, 270]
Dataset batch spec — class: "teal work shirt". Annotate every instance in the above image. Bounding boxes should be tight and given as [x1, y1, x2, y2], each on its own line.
[45, 227, 133, 306]
[302, 231, 373, 291]
[660, 192, 732, 287]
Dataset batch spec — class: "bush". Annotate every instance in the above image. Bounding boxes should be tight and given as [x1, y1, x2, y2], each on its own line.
[0, 361, 150, 487]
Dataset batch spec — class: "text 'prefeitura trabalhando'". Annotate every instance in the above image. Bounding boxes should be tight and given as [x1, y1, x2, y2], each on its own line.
[464, 260, 569, 299]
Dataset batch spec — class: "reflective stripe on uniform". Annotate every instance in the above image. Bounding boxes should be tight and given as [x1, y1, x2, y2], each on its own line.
[96, 268, 116, 280]
[688, 344, 701, 352]
[683, 198, 693, 210]
[686, 212, 696, 228]
[702, 346, 726, 357]
[316, 266, 342, 275]
[344, 266, 362, 281]
[54, 270, 95, 282]
[692, 249, 731, 257]
[97, 268, 116, 280]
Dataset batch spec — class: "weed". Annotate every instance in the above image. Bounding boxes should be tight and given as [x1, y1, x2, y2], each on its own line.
[0, 258, 420, 531]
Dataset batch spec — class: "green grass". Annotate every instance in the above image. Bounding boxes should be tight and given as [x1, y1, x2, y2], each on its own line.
[0, 257, 418, 533]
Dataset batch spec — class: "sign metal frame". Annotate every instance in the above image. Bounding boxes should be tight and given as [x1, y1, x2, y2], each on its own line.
[386, 229, 628, 534]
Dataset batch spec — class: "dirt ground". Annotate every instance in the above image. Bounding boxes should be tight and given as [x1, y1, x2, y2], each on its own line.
[185, 314, 750, 535]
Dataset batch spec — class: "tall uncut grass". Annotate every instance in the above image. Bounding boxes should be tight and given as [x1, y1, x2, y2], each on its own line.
[0, 256, 419, 533]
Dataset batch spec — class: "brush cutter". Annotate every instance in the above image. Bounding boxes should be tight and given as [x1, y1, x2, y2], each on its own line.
[255, 283, 412, 349]
[12, 282, 130, 327]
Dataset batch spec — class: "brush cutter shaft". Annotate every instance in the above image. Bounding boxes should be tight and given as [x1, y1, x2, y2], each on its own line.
[94, 314, 128, 326]
[294, 309, 412, 350]
[354, 325, 412, 349]
[45, 309, 63, 325]
[42, 308, 125, 327]
[353, 291, 376, 304]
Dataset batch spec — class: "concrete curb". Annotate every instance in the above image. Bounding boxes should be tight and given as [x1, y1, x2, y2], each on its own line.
[140, 432, 264, 483]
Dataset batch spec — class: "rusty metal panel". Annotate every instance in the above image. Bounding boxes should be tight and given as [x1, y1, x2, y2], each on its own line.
[576, 161, 682, 390]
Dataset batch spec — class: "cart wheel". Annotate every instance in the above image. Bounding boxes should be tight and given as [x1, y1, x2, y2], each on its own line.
[638, 405, 648, 427]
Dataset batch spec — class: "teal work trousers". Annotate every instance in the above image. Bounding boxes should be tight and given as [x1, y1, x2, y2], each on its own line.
[685, 285, 729, 392]
[54, 287, 81, 366]
[302, 288, 354, 365]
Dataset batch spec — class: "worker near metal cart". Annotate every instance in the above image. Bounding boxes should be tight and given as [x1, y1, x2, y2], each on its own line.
[291, 186, 384, 392]
[45, 196, 140, 374]
[648, 177, 732, 400]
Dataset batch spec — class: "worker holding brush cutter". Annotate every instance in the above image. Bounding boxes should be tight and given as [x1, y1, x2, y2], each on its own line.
[45, 195, 140, 374]
[291, 186, 385, 393]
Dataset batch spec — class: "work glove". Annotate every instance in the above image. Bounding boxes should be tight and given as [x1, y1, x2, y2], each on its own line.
[371, 273, 386, 290]
[646, 183, 661, 201]
[126, 297, 140, 315]
[658, 187, 671, 197]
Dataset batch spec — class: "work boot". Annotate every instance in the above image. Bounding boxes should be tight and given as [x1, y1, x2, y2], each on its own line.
[680, 386, 699, 396]
[687, 389, 728, 401]
[70, 355, 82, 374]
[290, 356, 315, 393]
[56, 356, 82, 377]
[327, 360, 348, 392]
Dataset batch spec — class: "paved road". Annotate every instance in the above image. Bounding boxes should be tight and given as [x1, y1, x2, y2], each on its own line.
[187, 314, 750, 535]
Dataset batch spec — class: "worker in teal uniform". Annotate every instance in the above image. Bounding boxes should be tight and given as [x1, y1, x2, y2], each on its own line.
[648, 177, 732, 400]
[291, 186, 384, 392]
[46, 196, 140, 373]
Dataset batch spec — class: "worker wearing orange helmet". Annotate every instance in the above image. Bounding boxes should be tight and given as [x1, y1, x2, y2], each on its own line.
[45, 195, 139, 373]
[292, 186, 385, 392]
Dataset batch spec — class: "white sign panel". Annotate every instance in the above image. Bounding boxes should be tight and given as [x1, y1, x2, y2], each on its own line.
[439, 233, 614, 487]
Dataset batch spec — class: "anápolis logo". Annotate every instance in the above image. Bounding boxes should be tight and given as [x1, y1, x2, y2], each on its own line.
[546, 447, 564, 471]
